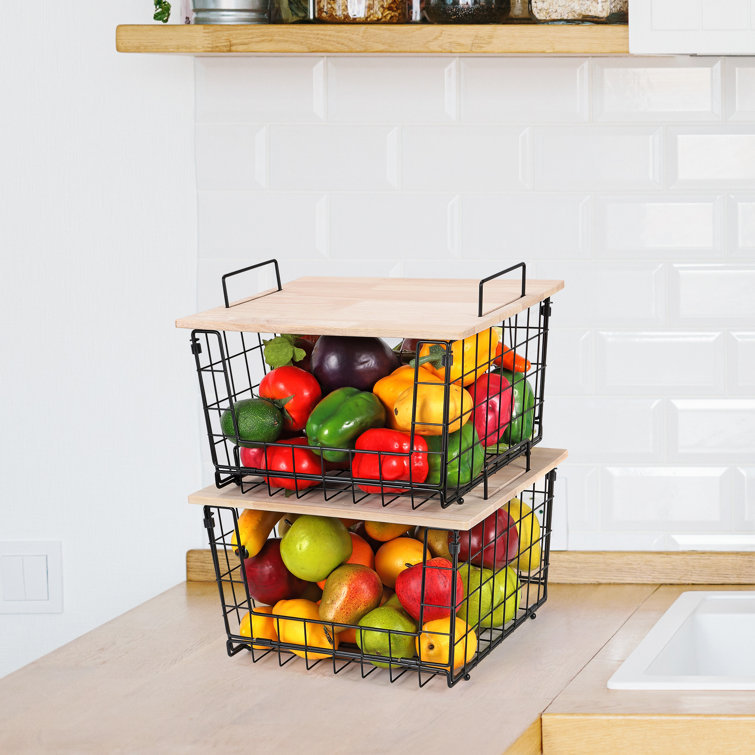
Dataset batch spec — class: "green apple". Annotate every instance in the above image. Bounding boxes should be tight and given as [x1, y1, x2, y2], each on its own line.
[280, 515, 352, 582]
[356, 606, 417, 668]
[457, 565, 519, 628]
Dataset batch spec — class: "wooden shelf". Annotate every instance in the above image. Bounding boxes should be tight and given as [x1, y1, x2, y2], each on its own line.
[116, 23, 629, 55]
[176, 275, 563, 339]
[188, 446, 566, 530]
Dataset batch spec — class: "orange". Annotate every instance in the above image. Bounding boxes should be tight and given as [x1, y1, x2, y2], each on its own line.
[365, 521, 413, 542]
[272, 599, 339, 660]
[317, 532, 375, 589]
[374, 537, 425, 589]
[239, 606, 277, 650]
[416, 617, 477, 672]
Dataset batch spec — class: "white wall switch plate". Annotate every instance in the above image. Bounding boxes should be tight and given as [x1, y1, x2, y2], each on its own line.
[0, 542, 62, 614]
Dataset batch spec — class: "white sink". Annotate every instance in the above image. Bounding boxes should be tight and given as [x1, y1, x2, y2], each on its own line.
[608, 591, 755, 691]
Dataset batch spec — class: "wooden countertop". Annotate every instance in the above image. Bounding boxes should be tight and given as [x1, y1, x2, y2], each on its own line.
[0, 581, 652, 754]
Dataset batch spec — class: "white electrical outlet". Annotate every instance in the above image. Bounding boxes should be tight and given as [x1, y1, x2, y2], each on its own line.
[0, 542, 62, 614]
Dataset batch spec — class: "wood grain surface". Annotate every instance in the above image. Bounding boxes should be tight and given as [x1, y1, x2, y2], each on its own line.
[187, 447, 566, 531]
[175, 275, 564, 339]
[116, 24, 629, 56]
[0, 582, 652, 755]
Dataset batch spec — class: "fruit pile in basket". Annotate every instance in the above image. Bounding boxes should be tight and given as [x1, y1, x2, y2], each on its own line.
[235, 498, 544, 670]
[221, 331, 535, 494]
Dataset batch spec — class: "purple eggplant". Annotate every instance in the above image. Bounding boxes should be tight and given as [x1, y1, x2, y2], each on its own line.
[311, 336, 399, 394]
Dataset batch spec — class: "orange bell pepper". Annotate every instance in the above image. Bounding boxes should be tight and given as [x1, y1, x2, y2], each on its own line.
[414, 329, 499, 387]
[493, 342, 531, 373]
[372, 364, 442, 430]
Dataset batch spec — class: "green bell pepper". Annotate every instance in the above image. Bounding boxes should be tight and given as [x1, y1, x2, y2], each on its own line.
[305, 387, 386, 463]
[425, 423, 484, 489]
[492, 368, 534, 447]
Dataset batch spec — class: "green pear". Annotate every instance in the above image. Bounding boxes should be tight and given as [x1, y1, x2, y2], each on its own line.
[457, 565, 519, 629]
[356, 606, 417, 668]
[280, 515, 352, 582]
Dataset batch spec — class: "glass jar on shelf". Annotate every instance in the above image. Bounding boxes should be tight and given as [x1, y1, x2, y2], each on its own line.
[315, 0, 407, 22]
[529, 0, 627, 23]
[271, 0, 312, 21]
[423, 0, 511, 24]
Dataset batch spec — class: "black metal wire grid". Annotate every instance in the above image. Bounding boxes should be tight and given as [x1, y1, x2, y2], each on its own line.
[203, 469, 555, 688]
[189, 264, 552, 510]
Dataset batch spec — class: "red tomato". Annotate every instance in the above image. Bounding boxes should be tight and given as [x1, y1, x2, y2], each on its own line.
[240, 438, 323, 491]
[259, 366, 322, 432]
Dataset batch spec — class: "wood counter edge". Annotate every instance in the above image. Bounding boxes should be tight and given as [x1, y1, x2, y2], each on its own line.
[186, 549, 755, 584]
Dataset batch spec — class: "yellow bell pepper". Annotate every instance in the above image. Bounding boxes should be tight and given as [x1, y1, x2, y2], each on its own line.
[392, 382, 473, 436]
[372, 365, 442, 430]
[415, 329, 499, 387]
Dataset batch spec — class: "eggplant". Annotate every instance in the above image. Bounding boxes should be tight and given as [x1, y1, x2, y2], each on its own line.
[311, 336, 399, 394]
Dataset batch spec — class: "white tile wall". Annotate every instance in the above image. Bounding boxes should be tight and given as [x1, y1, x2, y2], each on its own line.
[194, 56, 755, 552]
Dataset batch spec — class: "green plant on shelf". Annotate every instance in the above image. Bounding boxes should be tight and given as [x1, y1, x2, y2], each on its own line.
[153, 0, 171, 22]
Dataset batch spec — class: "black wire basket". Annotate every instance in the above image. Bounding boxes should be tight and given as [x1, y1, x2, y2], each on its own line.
[184, 260, 557, 510]
[203, 468, 556, 688]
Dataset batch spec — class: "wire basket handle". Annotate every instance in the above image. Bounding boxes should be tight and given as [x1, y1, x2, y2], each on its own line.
[222, 259, 282, 308]
[477, 262, 526, 318]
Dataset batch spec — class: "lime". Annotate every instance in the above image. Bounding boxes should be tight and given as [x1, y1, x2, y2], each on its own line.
[220, 398, 283, 446]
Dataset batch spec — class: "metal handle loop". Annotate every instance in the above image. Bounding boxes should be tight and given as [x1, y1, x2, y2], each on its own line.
[477, 262, 526, 318]
[221, 259, 282, 308]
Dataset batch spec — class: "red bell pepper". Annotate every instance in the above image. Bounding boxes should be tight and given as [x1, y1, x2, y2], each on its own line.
[470, 373, 513, 448]
[492, 343, 531, 373]
[259, 366, 322, 432]
[240, 438, 323, 491]
[351, 429, 429, 495]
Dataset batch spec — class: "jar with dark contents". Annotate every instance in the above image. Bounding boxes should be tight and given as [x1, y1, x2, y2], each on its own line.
[423, 0, 511, 23]
[316, 0, 407, 22]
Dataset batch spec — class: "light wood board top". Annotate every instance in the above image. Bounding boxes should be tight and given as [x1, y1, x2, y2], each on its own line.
[116, 24, 629, 56]
[543, 584, 755, 754]
[175, 275, 564, 339]
[188, 446, 566, 530]
[0, 581, 652, 755]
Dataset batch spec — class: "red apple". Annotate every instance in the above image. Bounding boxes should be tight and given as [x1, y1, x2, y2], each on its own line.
[456, 510, 519, 570]
[394, 557, 463, 623]
[243, 538, 308, 605]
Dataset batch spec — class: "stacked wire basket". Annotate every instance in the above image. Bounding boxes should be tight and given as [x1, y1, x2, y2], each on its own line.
[179, 260, 565, 687]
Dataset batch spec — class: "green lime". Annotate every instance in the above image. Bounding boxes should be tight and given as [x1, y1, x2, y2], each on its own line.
[220, 398, 283, 446]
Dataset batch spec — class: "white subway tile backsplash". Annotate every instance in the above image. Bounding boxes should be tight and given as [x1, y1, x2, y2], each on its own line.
[192, 52, 755, 551]
[533, 262, 665, 327]
[729, 332, 755, 390]
[603, 466, 733, 528]
[328, 193, 456, 259]
[402, 126, 527, 191]
[593, 59, 720, 121]
[195, 58, 325, 123]
[671, 129, 755, 186]
[547, 396, 663, 462]
[596, 332, 724, 394]
[460, 194, 588, 258]
[595, 196, 720, 256]
[198, 191, 323, 258]
[195, 124, 267, 191]
[269, 125, 397, 191]
[732, 196, 755, 251]
[672, 399, 755, 460]
[460, 59, 587, 123]
[725, 59, 755, 120]
[327, 58, 456, 123]
[672, 264, 755, 322]
[545, 329, 594, 395]
[532, 127, 662, 189]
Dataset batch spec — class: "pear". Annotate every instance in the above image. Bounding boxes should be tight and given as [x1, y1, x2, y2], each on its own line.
[280, 515, 352, 582]
[457, 565, 519, 629]
[416, 527, 452, 561]
[356, 606, 417, 668]
[503, 498, 542, 573]
[319, 564, 382, 630]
